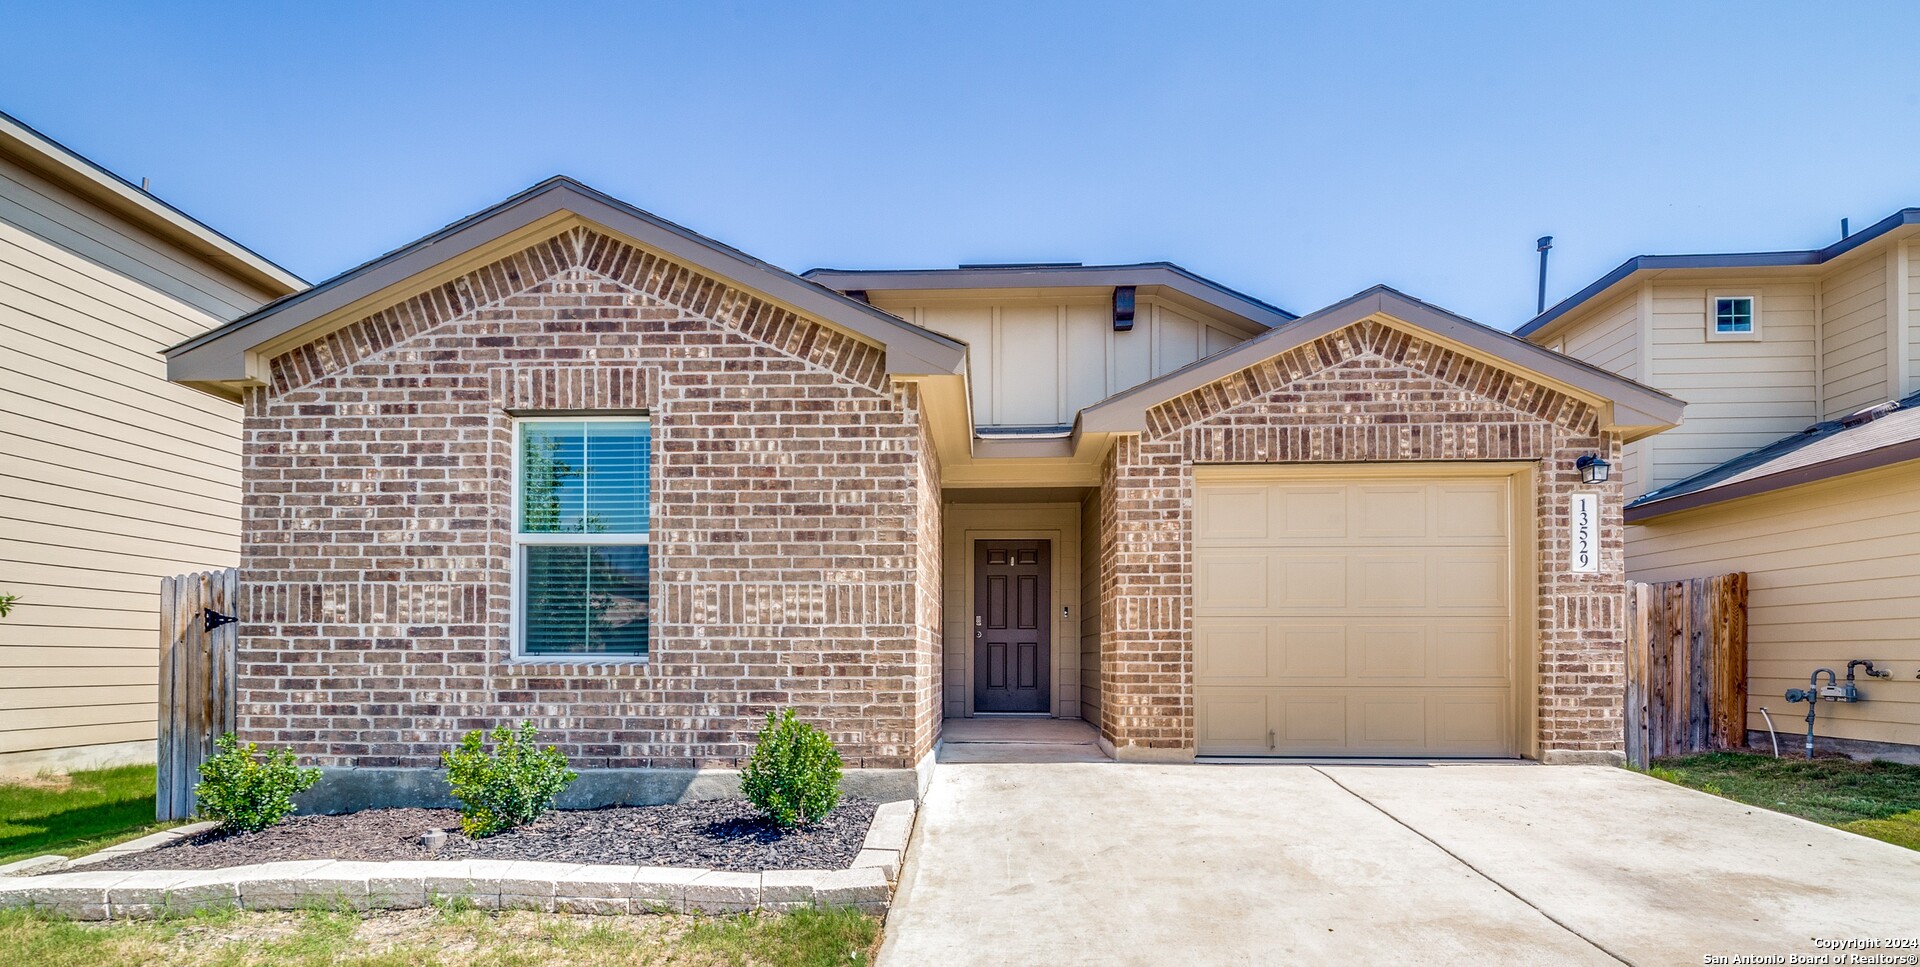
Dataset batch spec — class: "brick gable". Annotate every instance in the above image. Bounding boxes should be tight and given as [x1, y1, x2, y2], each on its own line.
[240, 230, 939, 771]
[1097, 318, 1627, 760]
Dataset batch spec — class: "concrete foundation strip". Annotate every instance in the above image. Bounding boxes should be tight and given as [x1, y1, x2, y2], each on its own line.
[0, 800, 914, 920]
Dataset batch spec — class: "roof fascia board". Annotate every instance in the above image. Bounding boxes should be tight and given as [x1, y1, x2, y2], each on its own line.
[0, 110, 304, 295]
[804, 264, 1296, 329]
[1081, 287, 1682, 435]
[1626, 438, 1920, 522]
[167, 179, 967, 383]
[1518, 209, 1920, 339]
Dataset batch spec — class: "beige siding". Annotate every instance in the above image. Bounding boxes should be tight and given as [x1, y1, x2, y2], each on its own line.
[1647, 280, 1819, 489]
[1562, 292, 1640, 380]
[940, 503, 1082, 719]
[1078, 490, 1102, 722]
[878, 296, 1253, 427]
[1554, 293, 1647, 497]
[0, 158, 273, 319]
[0, 173, 259, 771]
[1819, 252, 1890, 419]
[1628, 466, 1920, 748]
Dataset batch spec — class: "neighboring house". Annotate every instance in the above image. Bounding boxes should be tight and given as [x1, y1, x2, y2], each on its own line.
[0, 111, 302, 776]
[164, 177, 1680, 803]
[1519, 210, 1920, 759]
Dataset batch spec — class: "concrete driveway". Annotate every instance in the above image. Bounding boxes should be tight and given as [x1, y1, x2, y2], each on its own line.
[880, 738, 1920, 965]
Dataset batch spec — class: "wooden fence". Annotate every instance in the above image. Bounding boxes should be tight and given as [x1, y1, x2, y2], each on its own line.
[1623, 571, 1748, 768]
[157, 567, 239, 820]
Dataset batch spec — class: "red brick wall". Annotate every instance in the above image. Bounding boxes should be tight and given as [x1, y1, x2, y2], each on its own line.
[239, 227, 939, 770]
[1097, 320, 1626, 760]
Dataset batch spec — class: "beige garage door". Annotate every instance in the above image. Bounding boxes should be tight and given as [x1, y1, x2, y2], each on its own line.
[1194, 472, 1521, 757]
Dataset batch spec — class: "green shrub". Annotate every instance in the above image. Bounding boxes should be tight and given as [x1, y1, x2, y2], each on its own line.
[0, 593, 18, 618]
[195, 733, 322, 832]
[441, 722, 577, 838]
[739, 709, 843, 829]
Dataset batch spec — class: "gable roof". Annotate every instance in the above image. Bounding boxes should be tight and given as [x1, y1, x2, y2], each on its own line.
[0, 108, 303, 296]
[1079, 285, 1684, 439]
[166, 177, 967, 389]
[1518, 207, 1920, 338]
[1627, 390, 1920, 521]
[802, 263, 1296, 331]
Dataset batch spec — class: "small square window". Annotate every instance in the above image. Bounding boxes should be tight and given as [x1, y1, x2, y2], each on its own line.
[1714, 297, 1753, 333]
[1706, 293, 1761, 341]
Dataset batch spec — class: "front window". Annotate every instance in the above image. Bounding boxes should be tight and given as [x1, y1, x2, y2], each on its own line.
[1711, 295, 1757, 337]
[514, 418, 650, 658]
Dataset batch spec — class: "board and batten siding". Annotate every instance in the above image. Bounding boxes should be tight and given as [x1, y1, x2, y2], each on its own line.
[876, 296, 1249, 428]
[0, 156, 273, 775]
[1907, 240, 1920, 397]
[1647, 280, 1819, 491]
[1628, 465, 1920, 750]
[1819, 251, 1891, 420]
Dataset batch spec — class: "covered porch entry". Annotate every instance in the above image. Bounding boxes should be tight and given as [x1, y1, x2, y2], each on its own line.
[940, 491, 1098, 726]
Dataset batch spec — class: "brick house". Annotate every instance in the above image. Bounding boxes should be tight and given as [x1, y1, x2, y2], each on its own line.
[166, 178, 1682, 803]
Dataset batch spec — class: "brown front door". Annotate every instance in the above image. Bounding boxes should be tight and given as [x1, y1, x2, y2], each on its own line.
[973, 540, 1051, 713]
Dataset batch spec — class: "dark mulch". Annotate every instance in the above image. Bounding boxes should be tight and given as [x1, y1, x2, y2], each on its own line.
[75, 798, 877, 874]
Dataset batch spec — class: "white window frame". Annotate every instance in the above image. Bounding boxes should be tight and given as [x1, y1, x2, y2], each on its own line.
[1706, 291, 1761, 342]
[509, 415, 652, 663]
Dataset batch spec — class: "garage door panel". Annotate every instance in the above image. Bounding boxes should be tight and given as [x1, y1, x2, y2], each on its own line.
[1350, 555, 1428, 608]
[1353, 485, 1428, 539]
[1197, 486, 1271, 541]
[1196, 619, 1349, 683]
[1194, 622, 1270, 681]
[1276, 485, 1347, 539]
[1434, 624, 1510, 679]
[1196, 554, 1270, 610]
[1435, 484, 1507, 540]
[1198, 549, 1351, 615]
[1432, 691, 1513, 754]
[1353, 623, 1426, 678]
[1196, 689, 1271, 755]
[1275, 692, 1348, 750]
[1194, 472, 1520, 758]
[1351, 694, 1428, 750]
[1436, 554, 1508, 610]
[1278, 624, 1348, 679]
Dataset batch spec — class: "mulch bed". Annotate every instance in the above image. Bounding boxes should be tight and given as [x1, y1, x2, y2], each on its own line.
[77, 798, 877, 874]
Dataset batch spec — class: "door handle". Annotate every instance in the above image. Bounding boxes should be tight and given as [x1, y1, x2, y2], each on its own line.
[975, 631, 982, 639]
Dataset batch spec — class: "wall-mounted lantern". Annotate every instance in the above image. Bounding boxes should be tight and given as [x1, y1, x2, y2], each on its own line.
[1112, 286, 1136, 332]
[1576, 455, 1612, 485]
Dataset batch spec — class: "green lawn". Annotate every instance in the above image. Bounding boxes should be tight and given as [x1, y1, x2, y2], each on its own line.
[1648, 751, 1920, 851]
[0, 765, 180, 863]
[0, 905, 881, 967]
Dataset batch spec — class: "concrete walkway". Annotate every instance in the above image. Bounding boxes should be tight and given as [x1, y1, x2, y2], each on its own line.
[880, 748, 1920, 965]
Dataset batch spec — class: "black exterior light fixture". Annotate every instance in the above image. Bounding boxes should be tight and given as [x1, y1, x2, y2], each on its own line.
[1576, 455, 1611, 485]
[1112, 286, 1136, 331]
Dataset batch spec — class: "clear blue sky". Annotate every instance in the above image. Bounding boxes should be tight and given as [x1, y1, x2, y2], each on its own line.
[6, 1, 1917, 328]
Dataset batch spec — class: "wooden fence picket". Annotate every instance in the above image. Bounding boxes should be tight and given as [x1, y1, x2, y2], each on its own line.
[156, 567, 240, 820]
[1622, 572, 1748, 768]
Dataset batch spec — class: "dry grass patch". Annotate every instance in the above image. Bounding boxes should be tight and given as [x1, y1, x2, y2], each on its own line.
[0, 774, 75, 793]
[0, 905, 880, 967]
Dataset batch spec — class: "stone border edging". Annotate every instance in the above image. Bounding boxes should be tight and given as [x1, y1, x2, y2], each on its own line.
[0, 800, 915, 921]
